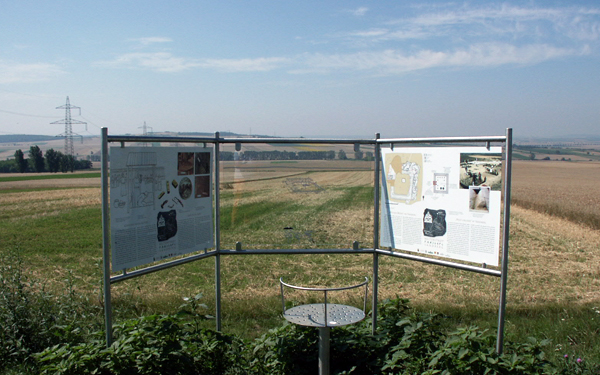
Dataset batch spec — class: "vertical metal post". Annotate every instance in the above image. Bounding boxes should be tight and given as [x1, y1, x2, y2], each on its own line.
[319, 327, 331, 375]
[100, 127, 113, 346]
[324, 290, 328, 325]
[214, 132, 222, 331]
[372, 133, 381, 335]
[496, 128, 513, 354]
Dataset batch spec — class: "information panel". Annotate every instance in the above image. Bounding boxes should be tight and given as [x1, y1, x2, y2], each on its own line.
[110, 147, 214, 270]
[380, 146, 502, 266]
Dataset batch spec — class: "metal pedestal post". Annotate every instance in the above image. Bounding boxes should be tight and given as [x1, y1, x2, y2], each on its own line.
[319, 327, 330, 375]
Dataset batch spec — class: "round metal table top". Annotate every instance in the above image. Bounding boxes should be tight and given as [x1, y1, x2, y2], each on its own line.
[283, 303, 365, 328]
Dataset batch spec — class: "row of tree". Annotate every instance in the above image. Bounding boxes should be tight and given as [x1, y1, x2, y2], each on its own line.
[6, 146, 92, 173]
[219, 150, 374, 161]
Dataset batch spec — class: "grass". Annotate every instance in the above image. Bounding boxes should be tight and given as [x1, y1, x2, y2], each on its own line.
[1, 159, 600, 366]
[0, 172, 100, 182]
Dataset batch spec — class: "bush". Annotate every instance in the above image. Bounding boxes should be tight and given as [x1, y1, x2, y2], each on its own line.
[36, 314, 247, 375]
[425, 327, 553, 375]
[0, 248, 99, 371]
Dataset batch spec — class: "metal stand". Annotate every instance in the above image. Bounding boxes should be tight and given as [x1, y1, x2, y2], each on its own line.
[280, 278, 369, 375]
[319, 327, 330, 374]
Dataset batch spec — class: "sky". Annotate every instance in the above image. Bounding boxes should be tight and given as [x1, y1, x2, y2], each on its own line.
[0, 0, 599, 139]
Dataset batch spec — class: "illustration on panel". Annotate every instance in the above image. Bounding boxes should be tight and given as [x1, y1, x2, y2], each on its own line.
[110, 152, 165, 213]
[384, 153, 423, 204]
[423, 209, 447, 237]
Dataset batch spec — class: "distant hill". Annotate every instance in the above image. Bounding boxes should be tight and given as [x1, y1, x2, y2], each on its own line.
[176, 131, 275, 138]
[0, 134, 57, 143]
[515, 134, 600, 145]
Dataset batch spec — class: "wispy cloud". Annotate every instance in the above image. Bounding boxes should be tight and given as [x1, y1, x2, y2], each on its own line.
[94, 52, 200, 72]
[95, 53, 288, 73]
[295, 43, 586, 74]
[199, 57, 289, 72]
[347, 4, 600, 43]
[129, 37, 173, 46]
[0, 61, 64, 83]
[348, 7, 369, 17]
[96, 4, 598, 77]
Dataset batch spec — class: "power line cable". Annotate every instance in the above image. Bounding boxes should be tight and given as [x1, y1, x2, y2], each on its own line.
[0, 108, 58, 119]
[79, 116, 103, 130]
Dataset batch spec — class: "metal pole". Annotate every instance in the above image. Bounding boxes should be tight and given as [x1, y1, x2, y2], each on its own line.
[100, 127, 113, 346]
[214, 132, 222, 331]
[496, 128, 513, 354]
[319, 327, 331, 375]
[372, 133, 381, 335]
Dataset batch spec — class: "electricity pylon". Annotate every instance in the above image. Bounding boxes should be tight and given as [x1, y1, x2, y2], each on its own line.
[138, 121, 153, 146]
[51, 96, 87, 157]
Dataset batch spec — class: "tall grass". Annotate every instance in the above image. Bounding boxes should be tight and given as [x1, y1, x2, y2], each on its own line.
[511, 160, 600, 229]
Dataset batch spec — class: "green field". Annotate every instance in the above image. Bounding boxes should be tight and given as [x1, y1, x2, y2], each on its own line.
[0, 172, 101, 182]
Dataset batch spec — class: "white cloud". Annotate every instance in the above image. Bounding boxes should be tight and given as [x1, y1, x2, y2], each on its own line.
[199, 57, 290, 72]
[348, 29, 389, 38]
[95, 52, 201, 72]
[350, 4, 600, 44]
[129, 37, 173, 46]
[0, 61, 64, 83]
[95, 53, 289, 73]
[349, 7, 369, 17]
[296, 42, 584, 74]
[96, 40, 586, 76]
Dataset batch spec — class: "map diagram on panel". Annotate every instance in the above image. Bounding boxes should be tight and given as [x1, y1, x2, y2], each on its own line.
[110, 152, 165, 213]
[384, 153, 423, 204]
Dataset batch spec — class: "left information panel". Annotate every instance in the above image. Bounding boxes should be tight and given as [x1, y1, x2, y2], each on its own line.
[110, 146, 214, 271]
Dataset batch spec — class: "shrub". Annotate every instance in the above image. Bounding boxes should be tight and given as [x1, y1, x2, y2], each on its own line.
[424, 327, 554, 375]
[36, 314, 247, 375]
[0, 248, 99, 371]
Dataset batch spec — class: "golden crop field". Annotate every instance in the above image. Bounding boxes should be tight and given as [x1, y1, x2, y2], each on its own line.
[511, 160, 600, 229]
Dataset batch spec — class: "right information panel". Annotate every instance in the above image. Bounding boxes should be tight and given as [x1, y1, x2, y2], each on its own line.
[380, 146, 503, 266]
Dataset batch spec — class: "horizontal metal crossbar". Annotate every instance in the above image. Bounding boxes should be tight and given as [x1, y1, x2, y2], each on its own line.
[106, 134, 507, 146]
[109, 247, 499, 284]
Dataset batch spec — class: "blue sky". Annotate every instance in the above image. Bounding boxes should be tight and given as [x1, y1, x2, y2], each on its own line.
[0, 1, 599, 139]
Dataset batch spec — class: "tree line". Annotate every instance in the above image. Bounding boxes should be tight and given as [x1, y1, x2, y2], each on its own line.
[0, 146, 92, 173]
[1, 147, 376, 173]
[219, 150, 374, 161]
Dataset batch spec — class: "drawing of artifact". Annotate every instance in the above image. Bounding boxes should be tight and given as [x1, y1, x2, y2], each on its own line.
[423, 209, 446, 237]
[157, 210, 177, 242]
[179, 177, 192, 200]
[113, 199, 126, 208]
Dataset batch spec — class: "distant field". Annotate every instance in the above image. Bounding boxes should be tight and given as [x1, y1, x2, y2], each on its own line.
[0, 172, 100, 182]
[511, 160, 600, 229]
[513, 146, 600, 161]
[0, 171, 101, 190]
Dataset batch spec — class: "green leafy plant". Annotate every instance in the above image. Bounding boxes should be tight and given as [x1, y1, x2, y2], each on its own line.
[556, 354, 600, 375]
[425, 327, 553, 375]
[36, 307, 247, 374]
[0, 248, 99, 371]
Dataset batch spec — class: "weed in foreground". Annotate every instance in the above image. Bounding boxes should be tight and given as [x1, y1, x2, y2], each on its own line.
[0, 248, 102, 372]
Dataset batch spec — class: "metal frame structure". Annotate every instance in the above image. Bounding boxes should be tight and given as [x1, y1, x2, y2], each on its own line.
[101, 127, 513, 353]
